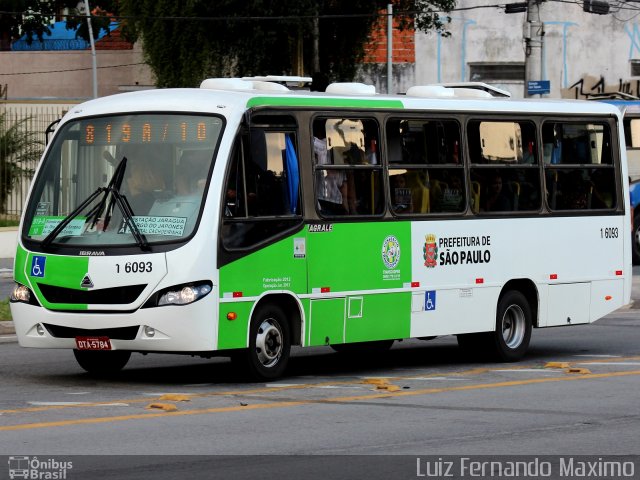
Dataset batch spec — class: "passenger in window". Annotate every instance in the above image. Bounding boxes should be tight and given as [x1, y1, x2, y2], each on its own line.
[124, 158, 166, 215]
[391, 174, 412, 213]
[523, 141, 536, 164]
[175, 151, 209, 197]
[484, 173, 511, 212]
[590, 170, 614, 209]
[438, 174, 465, 212]
[345, 143, 366, 165]
[314, 122, 354, 215]
[561, 171, 589, 209]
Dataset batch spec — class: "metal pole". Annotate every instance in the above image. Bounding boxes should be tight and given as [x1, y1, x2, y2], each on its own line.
[312, 14, 320, 73]
[387, 4, 393, 94]
[524, 0, 543, 98]
[84, 0, 98, 98]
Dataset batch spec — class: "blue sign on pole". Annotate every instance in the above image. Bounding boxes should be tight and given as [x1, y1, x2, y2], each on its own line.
[527, 80, 550, 95]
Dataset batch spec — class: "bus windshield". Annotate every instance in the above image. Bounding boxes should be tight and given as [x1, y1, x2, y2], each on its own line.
[23, 113, 223, 248]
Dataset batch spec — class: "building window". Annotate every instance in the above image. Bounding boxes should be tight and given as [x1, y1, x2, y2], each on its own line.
[630, 60, 640, 77]
[469, 63, 525, 82]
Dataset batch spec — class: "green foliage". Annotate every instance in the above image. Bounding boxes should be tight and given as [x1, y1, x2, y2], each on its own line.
[396, 0, 456, 36]
[0, 0, 118, 51]
[0, 298, 11, 321]
[65, 0, 120, 41]
[120, 0, 456, 88]
[0, 112, 41, 213]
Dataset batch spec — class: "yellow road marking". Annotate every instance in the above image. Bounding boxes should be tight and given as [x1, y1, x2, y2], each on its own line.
[0, 366, 499, 415]
[1, 369, 639, 432]
[2, 356, 639, 416]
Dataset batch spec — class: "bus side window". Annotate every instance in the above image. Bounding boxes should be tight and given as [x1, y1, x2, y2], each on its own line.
[543, 121, 617, 211]
[314, 117, 383, 216]
[222, 130, 302, 249]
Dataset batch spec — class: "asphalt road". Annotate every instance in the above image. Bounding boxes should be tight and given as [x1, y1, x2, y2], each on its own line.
[1, 310, 640, 479]
[1, 265, 639, 479]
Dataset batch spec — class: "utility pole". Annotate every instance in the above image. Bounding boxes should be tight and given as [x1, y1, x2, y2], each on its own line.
[83, 0, 98, 98]
[387, 4, 393, 94]
[524, 0, 545, 98]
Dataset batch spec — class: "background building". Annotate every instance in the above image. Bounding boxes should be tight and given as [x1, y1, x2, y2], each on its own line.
[413, 0, 640, 99]
[0, 21, 154, 100]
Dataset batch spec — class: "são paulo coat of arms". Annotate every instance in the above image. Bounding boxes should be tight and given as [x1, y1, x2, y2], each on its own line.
[423, 234, 438, 268]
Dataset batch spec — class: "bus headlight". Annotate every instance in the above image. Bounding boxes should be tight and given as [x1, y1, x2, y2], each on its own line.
[157, 282, 212, 306]
[10, 284, 33, 304]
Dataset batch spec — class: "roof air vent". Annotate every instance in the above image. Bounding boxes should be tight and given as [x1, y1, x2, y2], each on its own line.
[200, 78, 252, 91]
[405, 85, 455, 98]
[325, 82, 376, 95]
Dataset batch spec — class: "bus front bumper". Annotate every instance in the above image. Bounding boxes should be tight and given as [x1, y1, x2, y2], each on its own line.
[10, 295, 220, 352]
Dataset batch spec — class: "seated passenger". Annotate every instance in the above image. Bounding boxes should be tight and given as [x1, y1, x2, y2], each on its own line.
[483, 173, 511, 212]
[124, 159, 166, 215]
[438, 175, 464, 212]
[391, 174, 412, 213]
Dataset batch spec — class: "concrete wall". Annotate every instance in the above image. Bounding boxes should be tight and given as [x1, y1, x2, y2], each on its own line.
[0, 44, 154, 100]
[0, 228, 17, 259]
[414, 0, 640, 99]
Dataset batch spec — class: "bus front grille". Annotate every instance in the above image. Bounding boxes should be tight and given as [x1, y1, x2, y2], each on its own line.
[43, 324, 140, 340]
[37, 283, 147, 305]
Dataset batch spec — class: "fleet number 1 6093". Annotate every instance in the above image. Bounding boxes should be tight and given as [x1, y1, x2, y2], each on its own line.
[115, 261, 153, 273]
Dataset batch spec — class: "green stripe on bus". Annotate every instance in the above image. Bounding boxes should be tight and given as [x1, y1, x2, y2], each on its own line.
[26, 254, 90, 310]
[246, 97, 405, 109]
[14, 245, 29, 286]
[219, 221, 413, 348]
[218, 301, 252, 349]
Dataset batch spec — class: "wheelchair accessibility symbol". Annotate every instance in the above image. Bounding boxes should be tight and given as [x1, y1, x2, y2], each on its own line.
[31, 255, 46, 278]
[425, 290, 436, 311]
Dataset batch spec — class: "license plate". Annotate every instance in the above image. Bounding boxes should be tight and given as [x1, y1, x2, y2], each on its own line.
[75, 336, 112, 351]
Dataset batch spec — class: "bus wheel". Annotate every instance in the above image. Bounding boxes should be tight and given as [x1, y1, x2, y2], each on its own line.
[633, 213, 640, 265]
[73, 350, 131, 375]
[243, 304, 290, 380]
[491, 290, 532, 362]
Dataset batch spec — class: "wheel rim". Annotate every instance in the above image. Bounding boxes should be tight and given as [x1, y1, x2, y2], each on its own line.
[255, 318, 283, 368]
[501, 304, 526, 349]
[635, 225, 640, 253]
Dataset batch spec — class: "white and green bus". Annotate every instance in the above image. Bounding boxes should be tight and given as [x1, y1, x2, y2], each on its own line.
[10, 79, 631, 379]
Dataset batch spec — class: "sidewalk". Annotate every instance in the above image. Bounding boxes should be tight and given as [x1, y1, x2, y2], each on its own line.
[0, 321, 15, 341]
[0, 227, 16, 341]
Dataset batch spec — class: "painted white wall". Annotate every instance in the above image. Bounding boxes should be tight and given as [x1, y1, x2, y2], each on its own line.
[0, 228, 17, 259]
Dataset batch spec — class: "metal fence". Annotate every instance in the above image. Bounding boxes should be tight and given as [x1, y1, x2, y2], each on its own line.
[0, 101, 77, 220]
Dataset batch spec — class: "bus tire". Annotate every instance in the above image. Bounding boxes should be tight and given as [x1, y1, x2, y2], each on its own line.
[633, 212, 640, 265]
[241, 304, 291, 380]
[491, 290, 532, 362]
[73, 349, 131, 375]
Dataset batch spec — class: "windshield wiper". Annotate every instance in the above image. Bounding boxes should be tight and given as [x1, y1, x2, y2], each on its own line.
[41, 157, 150, 251]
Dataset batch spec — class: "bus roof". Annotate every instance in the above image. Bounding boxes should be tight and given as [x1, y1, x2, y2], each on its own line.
[59, 81, 622, 125]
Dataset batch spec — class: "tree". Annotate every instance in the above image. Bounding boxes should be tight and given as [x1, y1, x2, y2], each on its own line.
[0, 0, 118, 51]
[119, 0, 456, 88]
[0, 112, 41, 213]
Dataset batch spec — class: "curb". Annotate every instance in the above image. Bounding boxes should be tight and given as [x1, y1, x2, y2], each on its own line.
[0, 321, 15, 335]
[0, 321, 16, 343]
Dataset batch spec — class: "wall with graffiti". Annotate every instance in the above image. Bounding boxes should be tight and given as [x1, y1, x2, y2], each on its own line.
[414, 0, 639, 99]
[561, 75, 640, 99]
